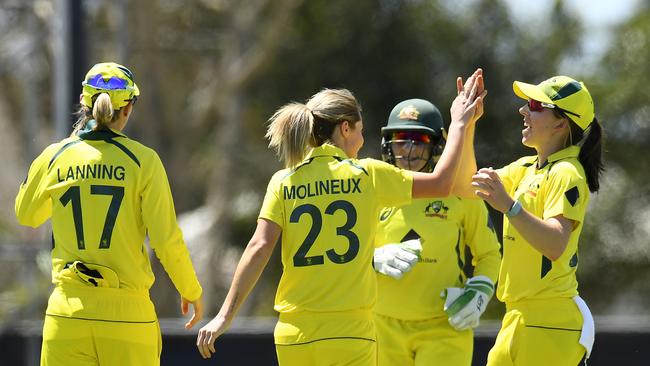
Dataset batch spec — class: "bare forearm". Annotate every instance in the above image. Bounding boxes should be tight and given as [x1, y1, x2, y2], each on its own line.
[413, 123, 466, 198]
[453, 123, 478, 199]
[217, 240, 275, 323]
[508, 210, 571, 261]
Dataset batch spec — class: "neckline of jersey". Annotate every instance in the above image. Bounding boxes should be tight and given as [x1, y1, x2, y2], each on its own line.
[536, 145, 580, 170]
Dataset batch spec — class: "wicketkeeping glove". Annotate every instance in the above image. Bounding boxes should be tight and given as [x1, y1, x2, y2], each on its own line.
[441, 275, 494, 331]
[373, 239, 422, 280]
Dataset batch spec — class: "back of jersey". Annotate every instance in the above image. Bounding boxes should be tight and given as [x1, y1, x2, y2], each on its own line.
[14, 128, 182, 294]
[46, 130, 157, 290]
[259, 144, 412, 314]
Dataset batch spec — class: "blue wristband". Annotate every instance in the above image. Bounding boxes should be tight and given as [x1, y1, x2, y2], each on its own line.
[505, 200, 522, 218]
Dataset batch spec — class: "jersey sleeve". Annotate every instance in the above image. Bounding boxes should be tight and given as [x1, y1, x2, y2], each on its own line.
[462, 199, 501, 282]
[365, 159, 413, 208]
[258, 170, 286, 226]
[542, 162, 588, 224]
[15, 144, 57, 227]
[141, 152, 202, 301]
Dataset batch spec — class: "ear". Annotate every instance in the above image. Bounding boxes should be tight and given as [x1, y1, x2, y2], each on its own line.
[121, 103, 132, 117]
[79, 94, 84, 103]
[340, 120, 351, 136]
[554, 118, 568, 130]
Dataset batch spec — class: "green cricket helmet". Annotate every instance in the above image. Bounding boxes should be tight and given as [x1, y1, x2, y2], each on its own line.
[381, 99, 446, 172]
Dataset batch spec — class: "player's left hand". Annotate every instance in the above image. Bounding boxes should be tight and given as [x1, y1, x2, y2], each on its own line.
[196, 314, 230, 359]
[441, 275, 494, 331]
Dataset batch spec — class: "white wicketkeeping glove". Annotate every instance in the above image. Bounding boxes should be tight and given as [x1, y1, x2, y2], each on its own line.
[441, 275, 494, 331]
[373, 239, 422, 280]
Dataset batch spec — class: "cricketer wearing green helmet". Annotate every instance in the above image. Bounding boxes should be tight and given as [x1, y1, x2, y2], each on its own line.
[381, 98, 447, 173]
[373, 97, 501, 366]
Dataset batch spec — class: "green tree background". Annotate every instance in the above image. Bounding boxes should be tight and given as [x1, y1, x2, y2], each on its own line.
[0, 0, 648, 323]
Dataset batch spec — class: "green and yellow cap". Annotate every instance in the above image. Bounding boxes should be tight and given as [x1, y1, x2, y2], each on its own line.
[513, 75, 594, 130]
[81, 62, 139, 109]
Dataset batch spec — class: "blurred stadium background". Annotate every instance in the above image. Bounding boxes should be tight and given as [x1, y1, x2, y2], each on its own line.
[1, 0, 649, 365]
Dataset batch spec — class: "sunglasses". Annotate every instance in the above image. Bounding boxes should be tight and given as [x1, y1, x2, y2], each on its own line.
[527, 99, 581, 118]
[390, 131, 431, 144]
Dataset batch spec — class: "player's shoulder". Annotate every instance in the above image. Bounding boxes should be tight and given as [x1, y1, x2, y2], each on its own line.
[37, 136, 81, 164]
[114, 135, 162, 166]
[549, 158, 585, 181]
[267, 167, 294, 188]
[513, 155, 538, 167]
[357, 157, 390, 169]
[357, 157, 403, 176]
[550, 158, 582, 174]
[271, 167, 292, 181]
[116, 135, 155, 155]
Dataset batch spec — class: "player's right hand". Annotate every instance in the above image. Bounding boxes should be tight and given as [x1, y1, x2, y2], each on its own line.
[181, 295, 203, 329]
[373, 239, 421, 280]
[196, 315, 230, 359]
[441, 275, 494, 331]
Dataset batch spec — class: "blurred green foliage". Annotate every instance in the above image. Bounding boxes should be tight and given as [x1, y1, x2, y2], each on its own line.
[2, 0, 649, 321]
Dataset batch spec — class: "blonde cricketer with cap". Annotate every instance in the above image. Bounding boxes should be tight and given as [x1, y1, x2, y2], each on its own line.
[456, 75, 602, 365]
[15, 62, 203, 365]
[371, 98, 500, 366]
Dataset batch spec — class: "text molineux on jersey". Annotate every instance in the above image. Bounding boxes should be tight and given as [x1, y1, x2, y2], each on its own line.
[283, 178, 362, 200]
[57, 164, 126, 182]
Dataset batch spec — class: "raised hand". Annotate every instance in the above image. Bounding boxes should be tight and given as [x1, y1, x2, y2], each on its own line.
[450, 68, 488, 127]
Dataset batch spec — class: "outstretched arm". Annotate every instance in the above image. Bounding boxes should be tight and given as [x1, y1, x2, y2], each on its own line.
[196, 218, 281, 359]
[412, 68, 486, 199]
[453, 69, 487, 199]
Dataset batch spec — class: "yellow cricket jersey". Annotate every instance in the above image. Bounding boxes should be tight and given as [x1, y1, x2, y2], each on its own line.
[259, 144, 413, 316]
[15, 128, 202, 312]
[374, 197, 500, 320]
[496, 145, 588, 303]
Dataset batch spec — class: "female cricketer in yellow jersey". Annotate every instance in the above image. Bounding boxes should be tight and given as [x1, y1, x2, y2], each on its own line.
[372, 99, 501, 366]
[465, 76, 602, 366]
[15, 62, 203, 366]
[196, 69, 488, 365]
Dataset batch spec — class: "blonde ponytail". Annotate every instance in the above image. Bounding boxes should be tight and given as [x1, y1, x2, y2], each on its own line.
[71, 105, 93, 136]
[266, 103, 314, 168]
[265, 89, 362, 168]
[92, 93, 114, 127]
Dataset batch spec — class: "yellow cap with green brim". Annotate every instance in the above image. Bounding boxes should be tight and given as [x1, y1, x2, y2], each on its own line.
[513, 75, 594, 130]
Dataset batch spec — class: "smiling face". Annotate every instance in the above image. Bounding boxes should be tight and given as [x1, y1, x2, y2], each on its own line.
[519, 102, 566, 149]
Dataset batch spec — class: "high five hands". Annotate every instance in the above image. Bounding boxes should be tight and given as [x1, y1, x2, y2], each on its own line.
[450, 68, 488, 127]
